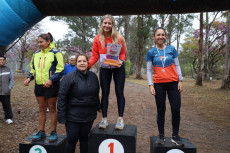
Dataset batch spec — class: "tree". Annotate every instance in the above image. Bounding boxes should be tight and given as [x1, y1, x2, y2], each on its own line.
[124, 16, 130, 42]
[115, 16, 130, 43]
[203, 12, 220, 80]
[204, 12, 210, 80]
[51, 16, 99, 52]
[135, 15, 158, 79]
[196, 12, 203, 86]
[155, 14, 194, 51]
[167, 14, 173, 45]
[181, 31, 199, 77]
[136, 15, 144, 79]
[174, 14, 194, 51]
[221, 10, 230, 89]
[126, 17, 138, 75]
[156, 14, 169, 28]
[6, 24, 42, 70]
[190, 14, 227, 81]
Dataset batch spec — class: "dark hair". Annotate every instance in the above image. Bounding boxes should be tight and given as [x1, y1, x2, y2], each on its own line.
[153, 27, 166, 36]
[76, 54, 89, 62]
[38, 32, 53, 42]
[0, 56, 6, 60]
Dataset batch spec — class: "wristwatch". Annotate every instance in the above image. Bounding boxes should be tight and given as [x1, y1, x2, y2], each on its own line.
[120, 59, 124, 65]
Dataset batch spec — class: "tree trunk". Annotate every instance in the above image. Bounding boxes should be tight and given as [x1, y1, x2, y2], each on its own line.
[221, 10, 230, 89]
[160, 14, 165, 28]
[168, 14, 173, 45]
[19, 51, 25, 70]
[176, 14, 180, 52]
[19, 40, 26, 70]
[124, 16, 129, 41]
[82, 17, 86, 52]
[203, 12, 210, 80]
[136, 15, 144, 79]
[196, 12, 203, 86]
[176, 33, 180, 52]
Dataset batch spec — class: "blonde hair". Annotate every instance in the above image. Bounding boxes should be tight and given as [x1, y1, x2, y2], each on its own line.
[99, 14, 126, 49]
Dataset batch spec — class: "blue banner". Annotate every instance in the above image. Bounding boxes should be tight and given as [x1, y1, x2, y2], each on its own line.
[0, 0, 44, 47]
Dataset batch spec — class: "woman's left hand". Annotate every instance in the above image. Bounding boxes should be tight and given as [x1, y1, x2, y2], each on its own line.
[43, 79, 53, 88]
[116, 59, 123, 68]
[178, 81, 183, 93]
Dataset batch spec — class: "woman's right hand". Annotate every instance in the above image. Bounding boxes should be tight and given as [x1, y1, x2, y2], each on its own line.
[149, 85, 156, 95]
[24, 78, 31, 86]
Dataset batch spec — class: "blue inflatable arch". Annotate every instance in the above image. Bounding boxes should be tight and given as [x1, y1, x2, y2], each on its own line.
[0, 0, 230, 55]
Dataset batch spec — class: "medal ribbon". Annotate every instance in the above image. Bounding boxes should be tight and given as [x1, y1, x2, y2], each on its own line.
[156, 45, 166, 70]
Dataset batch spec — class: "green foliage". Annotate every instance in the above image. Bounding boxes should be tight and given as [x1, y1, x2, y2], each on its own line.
[51, 16, 99, 52]
[180, 35, 199, 77]
[125, 59, 131, 77]
[126, 15, 158, 75]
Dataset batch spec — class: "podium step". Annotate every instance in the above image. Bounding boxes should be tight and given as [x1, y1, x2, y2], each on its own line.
[88, 124, 137, 153]
[19, 133, 67, 153]
[150, 136, 197, 153]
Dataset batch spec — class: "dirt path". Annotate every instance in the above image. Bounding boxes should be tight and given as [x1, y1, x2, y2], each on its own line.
[0, 76, 229, 153]
[93, 81, 230, 153]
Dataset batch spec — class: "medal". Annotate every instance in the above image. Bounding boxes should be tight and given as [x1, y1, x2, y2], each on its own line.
[156, 45, 166, 73]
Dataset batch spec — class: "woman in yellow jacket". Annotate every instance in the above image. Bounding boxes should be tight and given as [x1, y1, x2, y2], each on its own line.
[24, 32, 64, 143]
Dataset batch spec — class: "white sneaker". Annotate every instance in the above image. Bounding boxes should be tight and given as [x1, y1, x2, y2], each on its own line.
[115, 118, 124, 130]
[99, 118, 109, 129]
[6, 119, 13, 124]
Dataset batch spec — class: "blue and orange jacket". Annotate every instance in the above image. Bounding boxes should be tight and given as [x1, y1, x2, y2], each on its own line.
[145, 45, 179, 83]
[28, 47, 64, 85]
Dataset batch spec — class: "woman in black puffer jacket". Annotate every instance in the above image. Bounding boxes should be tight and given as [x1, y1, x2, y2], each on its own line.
[58, 54, 101, 153]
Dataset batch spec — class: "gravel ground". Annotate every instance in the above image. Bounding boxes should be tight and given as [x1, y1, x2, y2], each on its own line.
[0, 76, 229, 153]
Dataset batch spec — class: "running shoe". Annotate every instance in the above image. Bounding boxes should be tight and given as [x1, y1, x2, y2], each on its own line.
[156, 134, 165, 145]
[5, 119, 13, 124]
[171, 135, 184, 147]
[99, 118, 109, 129]
[115, 118, 124, 130]
[32, 130, 46, 142]
[49, 131, 58, 143]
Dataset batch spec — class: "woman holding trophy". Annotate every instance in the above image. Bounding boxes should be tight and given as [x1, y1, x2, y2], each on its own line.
[88, 14, 126, 130]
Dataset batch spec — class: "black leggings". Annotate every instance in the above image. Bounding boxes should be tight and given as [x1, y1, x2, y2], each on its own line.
[154, 81, 181, 136]
[0, 95, 13, 119]
[65, 121, 94, 153]
[99, 65, 126, 117]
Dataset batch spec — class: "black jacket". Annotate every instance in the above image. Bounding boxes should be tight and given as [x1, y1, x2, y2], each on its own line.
[57, 68, 100, 123]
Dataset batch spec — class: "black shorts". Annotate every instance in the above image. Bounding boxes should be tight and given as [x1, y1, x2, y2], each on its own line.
[34, 83, 59, 98]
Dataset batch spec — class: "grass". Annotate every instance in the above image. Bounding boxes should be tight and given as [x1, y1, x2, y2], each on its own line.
[126, 75, 230, 127]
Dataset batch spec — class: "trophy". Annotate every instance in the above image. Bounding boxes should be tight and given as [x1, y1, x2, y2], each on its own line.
[103, 43, 122, 67]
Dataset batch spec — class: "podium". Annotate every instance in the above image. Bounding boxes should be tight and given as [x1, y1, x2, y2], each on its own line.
[88, 124, 137, 153]
[19, 133, 67, 153]
[150, 136, 196, 153]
